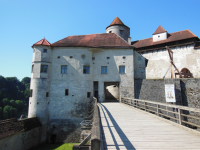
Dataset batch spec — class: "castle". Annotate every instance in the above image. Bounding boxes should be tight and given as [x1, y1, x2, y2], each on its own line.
[28, 17, 200, 142]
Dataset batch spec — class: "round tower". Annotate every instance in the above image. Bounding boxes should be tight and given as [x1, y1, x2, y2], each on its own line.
[106, 17, 130, 42]
[29, 38, 51, 142]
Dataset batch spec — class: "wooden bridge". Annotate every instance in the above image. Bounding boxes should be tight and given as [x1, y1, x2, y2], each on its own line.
[74, 97, 200, 150]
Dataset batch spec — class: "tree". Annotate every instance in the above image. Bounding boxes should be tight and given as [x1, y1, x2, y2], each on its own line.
[21, 77, 31, 85]
[15, 100, 24, 112]
[3, 98, 10, 107]
[10, 100, 15, 107]
[4, 105, 11, 119]
[0, 107, 3, 120]
[10, 107, 18, 118]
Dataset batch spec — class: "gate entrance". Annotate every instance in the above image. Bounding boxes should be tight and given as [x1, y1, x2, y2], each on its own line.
[104, 82, 119, 102]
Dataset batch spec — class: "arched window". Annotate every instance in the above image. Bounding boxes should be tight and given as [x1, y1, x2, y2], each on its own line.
[180, 68, 193, 78]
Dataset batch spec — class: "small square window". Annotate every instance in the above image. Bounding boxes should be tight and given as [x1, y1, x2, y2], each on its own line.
[120, 30, 124, 34]
[92, 57, 95, 60]
[32, 64, 34, 73]
[109, 31, 112, 33]
[41, 65, 48, 73]
[70, 56, 73, 58]
[43, 49, 47, 53]
[57, 56, 60, 59]
[107, 57, 110, 59]
[87, 92, 91, 98]
[158, 35, 160, 38]
[83, 66, 90, 74]
[61, 65, 67, 74]
[123, 56, 126, 59]
[101, 66, 107, 74]
[46, 92, 49, 97]
[119, 66, 125, 74]
[65, 89, 68, 96]
[30, 89, 33, 97]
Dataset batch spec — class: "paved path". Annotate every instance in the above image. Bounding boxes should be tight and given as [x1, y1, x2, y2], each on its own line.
[98, 102, 200, 150]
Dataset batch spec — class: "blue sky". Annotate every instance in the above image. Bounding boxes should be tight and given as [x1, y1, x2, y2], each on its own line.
[0, 0, 199, 81]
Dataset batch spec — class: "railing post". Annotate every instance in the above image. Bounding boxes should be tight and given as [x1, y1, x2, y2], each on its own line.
[157, 104, 159, 116]
[144, 102, 146, 111]
[178, 108, 182, 125]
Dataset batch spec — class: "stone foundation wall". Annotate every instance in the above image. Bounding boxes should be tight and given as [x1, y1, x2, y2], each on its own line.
[0, 117, 42, 150]
[134, 78, 200, 129]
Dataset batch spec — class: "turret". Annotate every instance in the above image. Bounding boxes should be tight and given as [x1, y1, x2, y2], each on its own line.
[106, 17, 131, 43]
[29, 38, 51, 142]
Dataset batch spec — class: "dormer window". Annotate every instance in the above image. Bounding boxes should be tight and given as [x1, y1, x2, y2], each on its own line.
[152, 25, 167, 42]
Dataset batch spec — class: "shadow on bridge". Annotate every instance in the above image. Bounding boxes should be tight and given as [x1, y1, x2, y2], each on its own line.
[99, 103, 136, 150]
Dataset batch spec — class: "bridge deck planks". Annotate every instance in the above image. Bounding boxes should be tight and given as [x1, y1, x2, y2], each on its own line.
[98, 102, 200, 150]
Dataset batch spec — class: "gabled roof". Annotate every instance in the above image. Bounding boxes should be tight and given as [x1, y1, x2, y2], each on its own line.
[106, 17, 129, 29]
[132, 29, 198, 49]
[51, 33, 133, 49]
[32, 38, 51, 47]
[152, 25, 167, 35]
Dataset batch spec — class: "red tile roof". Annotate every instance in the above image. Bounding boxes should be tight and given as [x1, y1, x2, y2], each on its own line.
[110, 17, 124, 26]
[152, 25, 167, 35]
[132, 29, 197, 49]
[51, 33, 133, 48]
[106, 17, 129, 29]
[32, 38, 51, 47]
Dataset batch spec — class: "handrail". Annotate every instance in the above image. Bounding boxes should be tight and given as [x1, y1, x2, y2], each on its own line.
[121, 97, 200, 130]
[73, 97, 100, 150]
[91, 97, 100, 150]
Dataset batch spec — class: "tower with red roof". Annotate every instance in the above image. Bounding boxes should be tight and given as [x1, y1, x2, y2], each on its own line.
[29, 38, 51, 142]
[106, 17, 131, 43]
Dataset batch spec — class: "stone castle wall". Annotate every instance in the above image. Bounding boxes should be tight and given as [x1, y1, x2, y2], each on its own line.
[0, 118, 42, 150]
[134, 78, 200, 130]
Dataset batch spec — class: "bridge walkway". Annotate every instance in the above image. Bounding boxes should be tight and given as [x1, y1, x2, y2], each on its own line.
[98, 102, 200, 150]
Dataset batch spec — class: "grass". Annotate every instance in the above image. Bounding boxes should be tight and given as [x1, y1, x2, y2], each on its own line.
[31, 143, 80, 150]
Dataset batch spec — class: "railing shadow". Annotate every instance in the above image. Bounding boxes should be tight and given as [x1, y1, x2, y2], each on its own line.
[99, 103, 136, 150]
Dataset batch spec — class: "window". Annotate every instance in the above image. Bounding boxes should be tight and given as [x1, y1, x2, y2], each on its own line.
[30, 89, 33, 97]
[120, 30, 124, 34]
[41, 65, 48, 73]
[32, 64, 34, 73]
[138, 57, 141, 60]
[101, 66, 107, 74]
[83, 66, 90, 74]
[61, 66, 67, 74]
[57, 56, 60, 59]
[123, 56, 126, 59]
[107, 57, 110, 59]
[87, 92, 91, 98]
[119, 66, 125, 74]
[46, 92, 49, 97]
[43, 49, 47, 53]
[70, 56, 73, 58]
[65, 89, 68, 96]
[109, 31, 112, 33]
[92, 57, 95, 60]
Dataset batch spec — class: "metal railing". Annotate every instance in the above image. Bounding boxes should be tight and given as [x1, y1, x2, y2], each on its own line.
[73, 97, 100, 150]
[121, 97, 200, 130]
